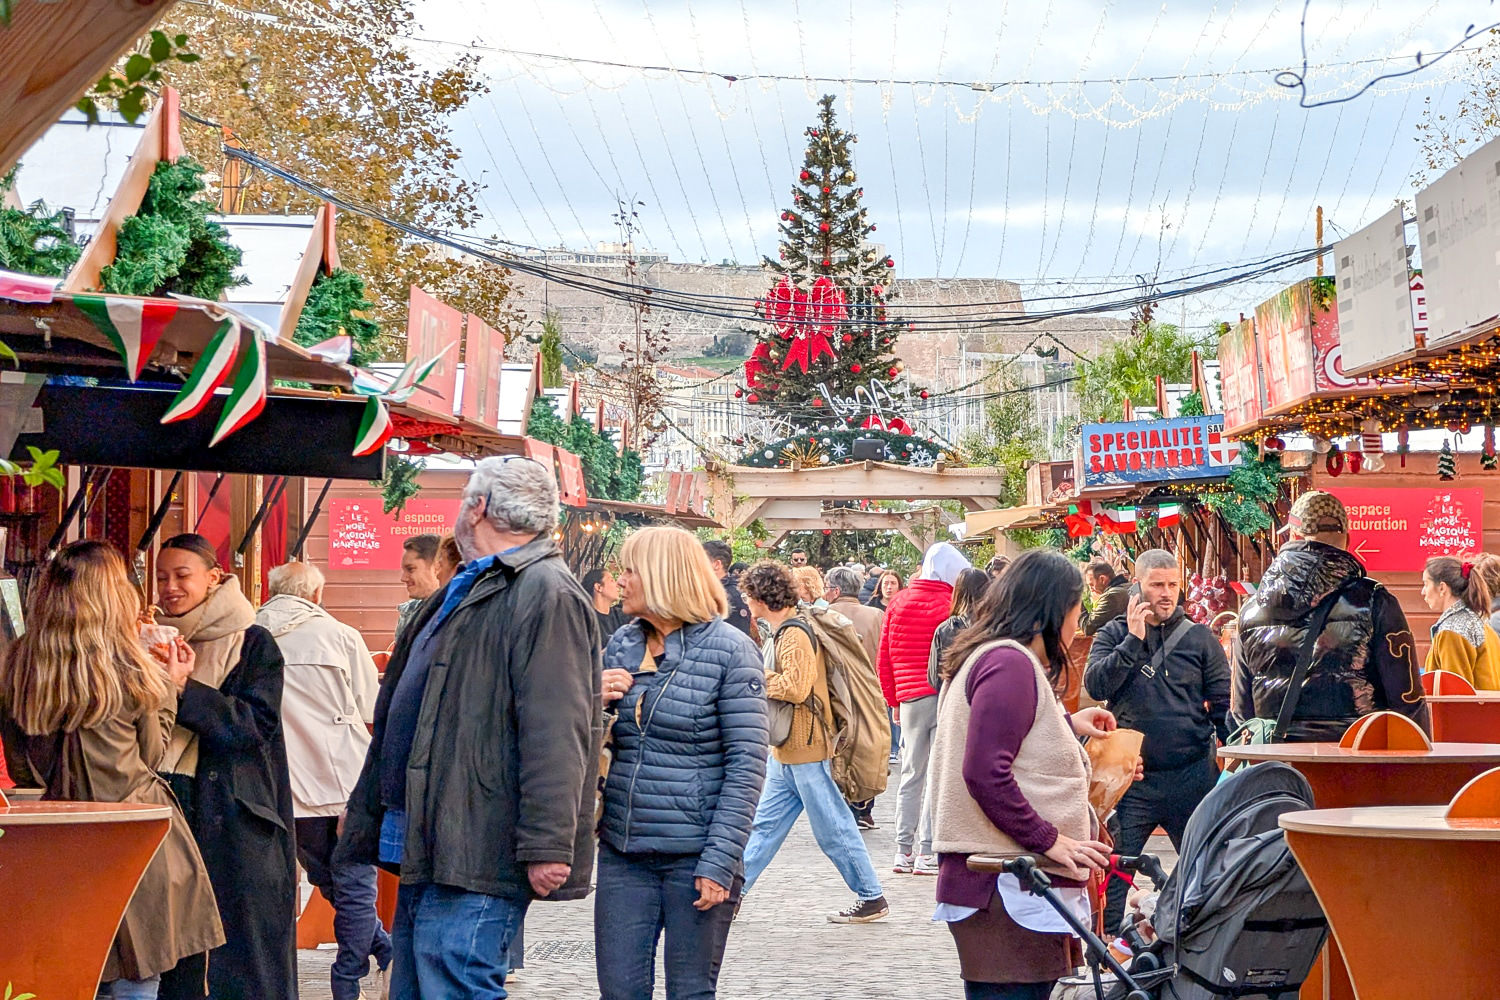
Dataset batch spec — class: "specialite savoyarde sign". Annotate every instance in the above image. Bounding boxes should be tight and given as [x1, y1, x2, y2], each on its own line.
[1081, 415, 1243, 488]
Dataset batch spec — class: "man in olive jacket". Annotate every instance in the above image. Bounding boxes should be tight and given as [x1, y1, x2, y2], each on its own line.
[337, 456, 601, 998]
[1083, 560, 1132, 637]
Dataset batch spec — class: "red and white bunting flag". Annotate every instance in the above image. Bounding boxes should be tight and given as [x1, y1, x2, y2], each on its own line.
[1096, 506, 1137, 534]
[162, 318, 241, 424]
[386, 341, 454, 400]
[1228, 581, 1259, 597]
[73, 293, 178, 380]
[352, 396, 393, 456]
[1157, 503, 1182, 529]
[208, 325, 268, 446]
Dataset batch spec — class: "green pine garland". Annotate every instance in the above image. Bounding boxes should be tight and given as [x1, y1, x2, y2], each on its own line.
[293, 268, 382, 366]
[0, 190, 81, 278]
[737, 427, 947, 468]
[373, 453, 424, 514]
[100, 157, 247, 300]
[1177, 391, 1205, 417]
[1201, 445, 1282, 536]
[523, 396, 645, 501]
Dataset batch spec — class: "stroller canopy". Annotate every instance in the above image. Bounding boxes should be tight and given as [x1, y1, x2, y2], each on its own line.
[1155, 762, 1316, 948]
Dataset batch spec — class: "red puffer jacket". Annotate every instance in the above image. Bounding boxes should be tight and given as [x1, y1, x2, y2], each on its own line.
[877, 579, 954, 705]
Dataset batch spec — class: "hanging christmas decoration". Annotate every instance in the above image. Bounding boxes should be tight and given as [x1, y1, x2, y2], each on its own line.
[1326, 446, 1345, 477]
[1485, 426, 1498, 471]
[1438, 439, 1457, 481]
[1398, 425, 1411, 467]
[352, 395, 393, 456]
[207, 324, 267, 447]
[1359, 419, 1385, 473]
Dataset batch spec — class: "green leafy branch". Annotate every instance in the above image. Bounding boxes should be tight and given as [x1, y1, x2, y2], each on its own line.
[77, 30, 200, 125]
[0, 446, 64, 490]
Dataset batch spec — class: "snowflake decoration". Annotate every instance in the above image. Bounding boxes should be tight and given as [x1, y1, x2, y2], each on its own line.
[908, 446, 935, 467]
[830, 440, 849, 458]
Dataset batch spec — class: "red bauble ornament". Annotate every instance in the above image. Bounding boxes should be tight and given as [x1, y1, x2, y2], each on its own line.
[781, 212, 790, 221]
[822, 186, 831, 194]
[822, 258, 832, 266]
[810, 129, 819, 138]
[870, 224, 876, 231]
[747, 393, 759, 403]
[841, 334, 853, 344]
[888, 367, 898, 378]
[850, 363, 862, 373]
[919, 390, 929, 400]
[819, 222, 830, 232]
[823, 528, 832, 535]
[799, 170, 810, 181]
[872, 285, 885, 296]
[885, 258, 895, 268]
[734, 389, 744, 398]
[813, 399, 823, 407]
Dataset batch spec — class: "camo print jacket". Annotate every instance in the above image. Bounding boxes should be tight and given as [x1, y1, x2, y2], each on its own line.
[1231, 539, 1431, 743]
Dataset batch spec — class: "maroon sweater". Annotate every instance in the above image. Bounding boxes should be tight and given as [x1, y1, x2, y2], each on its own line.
[936, 646, 1084, 908]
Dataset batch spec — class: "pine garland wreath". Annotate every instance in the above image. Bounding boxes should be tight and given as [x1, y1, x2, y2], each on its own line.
[373, 453, 424, 514]
[294, 268, 382, 366]
[0, 197, 81, 277]
[100, 157, 247, 301]
[521, 396, 644, 501]
[738, 427, 945, 468]
[1439, 439, 1457, 481]
[525, 395, 569, 446]
[1201, 445, 1282, 537]
[1177, 391, 1206, 417]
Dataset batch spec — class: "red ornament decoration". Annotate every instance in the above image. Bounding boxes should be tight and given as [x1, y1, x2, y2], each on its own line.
[919, 390, 929, 400]
[886, 258, 895, 268]
[822, 186, 831, 194]
[813, 399, 823, 407]
[841, 333, 853, 344]
[872, 285, 885, 296]
[823, 528, 832, 535]
[760, 275, 843, 373]
[822, 258, 832, 267]
[1326, 447, 1345, 477]
[734, 388, 744, 398]
[888, 367, 898, 378]
[819, 222, 830, 232]
[850, 363, 862, 373]
[799, 170, 810, 180]
[747, 393, 759, 403]
[870, 224, 876, 231]
[781, 212, 790, 221]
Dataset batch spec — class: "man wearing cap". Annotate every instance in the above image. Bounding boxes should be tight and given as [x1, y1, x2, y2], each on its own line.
[1232, 490, 1429, 744]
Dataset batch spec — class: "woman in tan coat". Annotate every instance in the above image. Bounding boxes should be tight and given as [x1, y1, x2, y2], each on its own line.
[0, 540, 223, 998]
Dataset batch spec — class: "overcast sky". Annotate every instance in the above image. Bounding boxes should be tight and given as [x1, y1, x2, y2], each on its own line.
[406, 0, 1496, 329]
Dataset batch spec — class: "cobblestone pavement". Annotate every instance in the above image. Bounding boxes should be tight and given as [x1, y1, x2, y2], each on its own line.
[298, 780, 1178, 999]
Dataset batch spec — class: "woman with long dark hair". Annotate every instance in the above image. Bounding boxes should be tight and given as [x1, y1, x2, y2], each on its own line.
[927, 549, 1119, 1000]
[927, 567, 992, 692]
[865, 570, 903, 611]
[153, 534, 297, 1000]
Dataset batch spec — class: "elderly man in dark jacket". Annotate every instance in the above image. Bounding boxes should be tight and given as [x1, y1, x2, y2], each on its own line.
[337, 456, 600, 1000]
[1085, 548, 1230, 932]
[1232, 490, 1429, 742]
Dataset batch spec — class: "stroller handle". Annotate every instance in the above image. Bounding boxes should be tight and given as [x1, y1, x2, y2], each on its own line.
[1114, 852, 1169, 886]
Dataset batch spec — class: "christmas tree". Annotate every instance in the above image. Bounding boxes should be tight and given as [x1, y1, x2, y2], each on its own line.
[737, 95, 938, 468]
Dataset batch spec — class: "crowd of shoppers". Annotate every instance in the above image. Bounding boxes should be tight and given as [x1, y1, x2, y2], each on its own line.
[14, 467, 1475, 1000]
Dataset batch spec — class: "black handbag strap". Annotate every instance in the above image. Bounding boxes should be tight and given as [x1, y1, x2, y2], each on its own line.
[1271, 583, 1349, 743]
[1140, 617, 1195, 680]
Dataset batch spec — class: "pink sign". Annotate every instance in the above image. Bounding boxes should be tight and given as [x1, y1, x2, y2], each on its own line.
[1255, 281, 1318, 414]
[1218, 318, 1263, 435]
[327, 498, 460, 571]
[1324, 487, 1484, 572]
[405, 286, 462, 421]
[462, 314, 504, 431]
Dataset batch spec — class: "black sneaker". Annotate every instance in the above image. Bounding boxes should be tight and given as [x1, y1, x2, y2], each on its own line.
[828, 895, 889, 923]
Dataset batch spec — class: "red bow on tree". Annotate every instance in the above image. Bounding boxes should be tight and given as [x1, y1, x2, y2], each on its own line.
[762, 276, 841, 373]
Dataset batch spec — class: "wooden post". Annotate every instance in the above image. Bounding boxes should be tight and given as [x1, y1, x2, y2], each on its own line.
[1316, 205, 1324, 277]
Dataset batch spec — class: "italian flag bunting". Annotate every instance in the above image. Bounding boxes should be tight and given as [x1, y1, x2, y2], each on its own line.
[208, 325, 268, 447]
[161, 318, 241, 424]
[352, 396, 393, 456]
[386, 341, 454, 401]
[74, 294, 178, 380]
[1157, 503, 1182, 529]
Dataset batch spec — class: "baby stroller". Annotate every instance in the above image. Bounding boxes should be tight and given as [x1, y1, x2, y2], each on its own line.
[1010, 761, 1328, 1000]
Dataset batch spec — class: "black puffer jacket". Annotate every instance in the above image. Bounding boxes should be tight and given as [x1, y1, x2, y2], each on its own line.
[1232, 540, 1429, 743]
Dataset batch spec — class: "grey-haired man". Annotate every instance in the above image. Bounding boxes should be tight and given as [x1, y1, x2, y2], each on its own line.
[337, 456, 601, 999]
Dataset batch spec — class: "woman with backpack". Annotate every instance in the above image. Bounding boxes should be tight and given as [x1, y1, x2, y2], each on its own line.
[738, 560, 890, 924]
[929, 549, 1121, 1000]
[595, 527, 769, 1000]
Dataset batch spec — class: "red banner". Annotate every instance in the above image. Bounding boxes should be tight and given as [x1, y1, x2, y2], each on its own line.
[1323, 487, 1484, 572]
[327, 498, 460, 571]
[1218, 318, 1263, 435]
[404, 286, 462, 421]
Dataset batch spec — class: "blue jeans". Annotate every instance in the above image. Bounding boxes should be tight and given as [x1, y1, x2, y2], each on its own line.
[298, 816, 392, 1000]
[388, 882, 528, 1000]
[594, 842, 740, 1000]
[101, 976, 160, 998]
[742, 757, 884, 900]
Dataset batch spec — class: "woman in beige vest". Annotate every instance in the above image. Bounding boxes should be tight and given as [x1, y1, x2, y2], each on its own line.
[928, 549, 1119, 1000]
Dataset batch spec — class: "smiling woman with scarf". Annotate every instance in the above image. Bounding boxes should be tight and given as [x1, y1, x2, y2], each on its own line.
[153, 533, 297, 1000]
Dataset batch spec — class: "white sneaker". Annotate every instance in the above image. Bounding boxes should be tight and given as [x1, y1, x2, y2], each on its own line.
[913, 855, 939, 875]
[892, 852, 914, 873]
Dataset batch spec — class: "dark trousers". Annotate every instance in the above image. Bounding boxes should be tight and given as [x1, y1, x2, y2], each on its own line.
[594, 842, 740, 1000]
[963, 983, 1052, 1000]
[1103, 753, 1218, 932]
[296, 817, 392, 1000]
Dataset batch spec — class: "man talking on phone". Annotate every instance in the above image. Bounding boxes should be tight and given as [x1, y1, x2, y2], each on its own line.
[1084, 548, 1230, 934]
